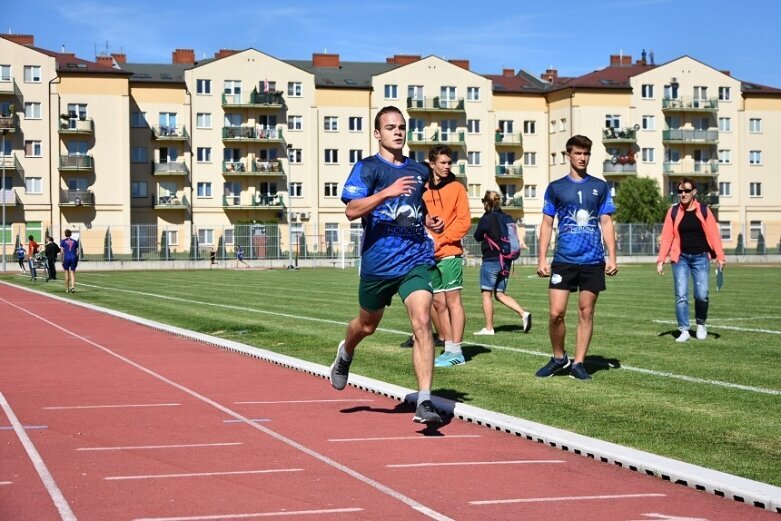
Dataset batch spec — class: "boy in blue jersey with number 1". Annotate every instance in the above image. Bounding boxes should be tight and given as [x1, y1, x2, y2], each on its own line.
[60, 229, 80, 293]
[536, 135, 618, 380]
[330, 106, 445, 424]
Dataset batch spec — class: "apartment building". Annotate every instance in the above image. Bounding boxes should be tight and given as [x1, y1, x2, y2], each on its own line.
[2, 34, 779, 259]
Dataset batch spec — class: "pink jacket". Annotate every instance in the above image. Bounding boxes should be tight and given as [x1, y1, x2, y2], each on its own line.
[656, 203, 725, 264]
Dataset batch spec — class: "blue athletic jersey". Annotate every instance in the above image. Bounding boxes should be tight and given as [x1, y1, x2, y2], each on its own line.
[60, 238, 79, 259]
[341, 154, 434, 279]
[542, 174, 615, 265]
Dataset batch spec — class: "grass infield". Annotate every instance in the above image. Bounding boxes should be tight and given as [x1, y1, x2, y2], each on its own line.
[3, 264, 779, 486]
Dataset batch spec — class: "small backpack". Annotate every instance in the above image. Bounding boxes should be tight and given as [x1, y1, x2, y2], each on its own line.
[484, 212, 522, 276]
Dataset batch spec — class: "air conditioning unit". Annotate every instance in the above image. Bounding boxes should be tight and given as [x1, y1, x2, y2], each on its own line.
[288, 212, 298, 222]
[300, 212, 311, 220]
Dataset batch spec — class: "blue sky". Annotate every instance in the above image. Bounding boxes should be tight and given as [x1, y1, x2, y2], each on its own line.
[6, 0, 780, 87]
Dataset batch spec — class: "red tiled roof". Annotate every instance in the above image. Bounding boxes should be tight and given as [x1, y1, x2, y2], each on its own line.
[34, 47, 130, 75]
[551, 63, 655, 90]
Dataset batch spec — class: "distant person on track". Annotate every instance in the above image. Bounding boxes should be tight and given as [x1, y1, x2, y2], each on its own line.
[656, 176, 725, 342]
[235, 245, 249, 268]
[27, 235, 39, 281]
[16, 244, 26, 273]
[330, 105, 444, 424]
[44, 236, 61, 281]
[60, 229, 79, 293]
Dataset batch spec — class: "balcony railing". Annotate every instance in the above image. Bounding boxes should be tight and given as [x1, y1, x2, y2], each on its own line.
[663, 160, 719, 176]
[0, 153, 22, 173]
[662, 96, 719, 111]
[59, 117, 94, 134]
[602, 127, 637, 142]
[602, 160, 638, 174]
[0, 188, 18, 206]
[153, 161, 189, 175]
[407, 130, 465, 146]
[154, 194, 189, 209]
[221, 91, 286, 108]
[406, 96, 465, 112]
[60, 189, 94, 206]
[454, 162, 466, 177]
[494, 132, 523, 146]
[0, 79, 17, 95]
[152, 125, 189, 141]
[59, 155, 94, 171]
[0, 114, 17, 132]
[222, 126, 285, 143]
[495, 165, 523, 178]
[503, 196, 524, 208]
[662, 129, 719, 143]
[222, 193, 286, 208]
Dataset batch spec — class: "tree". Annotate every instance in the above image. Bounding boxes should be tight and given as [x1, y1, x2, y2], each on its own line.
[613, 176, 668, 224]
[735, 233, 745, 255]
[756, 232, 766, 255]
[103, 227, 113, 261]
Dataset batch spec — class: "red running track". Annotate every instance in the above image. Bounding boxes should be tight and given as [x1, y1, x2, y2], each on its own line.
[0, 283, 776, 521]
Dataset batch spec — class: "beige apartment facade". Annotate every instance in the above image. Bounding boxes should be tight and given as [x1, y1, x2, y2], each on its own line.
[2, 35, 780, 260]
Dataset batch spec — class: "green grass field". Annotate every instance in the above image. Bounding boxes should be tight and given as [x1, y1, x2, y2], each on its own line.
[4, 264, 780, 486]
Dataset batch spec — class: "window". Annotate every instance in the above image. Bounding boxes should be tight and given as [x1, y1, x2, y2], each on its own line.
[664, 83, 679, 99]
[408, 85, 424, 100]
[523, 152, 536, 166]
[467, 119, 480, 134]
[131, 181, 148, 198]
[642, 148, 655, 162]
[165, 230, 179, 246]
[559, 118, 567, 132]
[131, 111, 147, 127]
[560, 151, 567, 164]
[718, 117, 731, 132]
[467, 86, 480, 101]
[384, 84, 398, 99]
[196, 79, 211, 95]
[25, 177, 42, 193]
[524, 184, 537, 198]
[718, 221, 731, 241]
[693, 86, 707, 101]
[24, 65, 41, 83]
[289, 182, 302, 197]
[196, 147, 211, 162]
[257, 148, 278, 161]
[749, 150, 762, 165]
[288, 115, 302, 131]
[498, 120, 514, 133]
[467, 151, 480, 165]
[196, 113, 212, 128]
[523, 120, 536, 134]
[605, 114, 621, 129]
[67, 103, 87, 127]
[467, 184, 481, 198]
[550, 153, 557, 165]
[410, 150, 425, 162]
[641, 115, 655, 130]
[24, 102, 41, 119]
[325, 223, 338, 244]
[324, 182, 338, 197]
[750, 220, 763, 241]
[288, 148, 302, 163]
[324, 149, 338, 164]
[196, 182, 212, 197]
[718, 87, 730, 101]
[749, 118, 762, 133]
[749, 182, 762, 197]
[641, 84, 654, 99]
[349, 149, 362, 164]
[67, 177, 88, 192]
[440, 86, 456, 104]
[348, 116, 363, 131]
[197, 229, 214, 245]
[25, 140, 42, 157]
[324, 116, 338, 131]
[224, 229, 234, 245]
[287, 82, 302, 97]
[718, 182, 731, 197]
[130, 147, 148, 163]
[159, 112, 177, 129]
[223, 80, 241, 103]
[259, 181, 277, 196]
[0, 65, 10, 82]
[718, 149, 731, 164]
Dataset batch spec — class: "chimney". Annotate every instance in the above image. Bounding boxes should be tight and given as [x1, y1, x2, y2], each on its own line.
[111, 53, 127, 64]
[721, 70, 731, 77]
[172, 49, 195, 64]
[386, 54, 421, 66]
[448, 59, 470, 70]
[502, 68, 515, 77]
[621, 55, 632, 66]
[312, 53, 340, 68]
[1, 34, 34, 46]
[610, 54, 621, 66]
[96, 55, 114, 66]
[540, 68, 558, 83]
[61, 52, 76, 58]
[214, 49, 239, 60]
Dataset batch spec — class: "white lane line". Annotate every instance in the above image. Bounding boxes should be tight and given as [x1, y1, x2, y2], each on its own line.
[652, 319, 781, 335]
[0, 481, 12, 485]
[0, 425, 47, 430]
[106, 468, 302, 481]
[470, 493, 666, 505]
[0, 391, 77, 521]
[387, 459, 566, 468]
[133, 507, 364, 521]
[73, 283, 779, 396]
[77, 442, 242, 452]
[223, 419, 270, 423]
[44, 403, 180, 410]
[330, 435, 481, 442]
[6, 299, 454, 521]
[234, 399, 374, 404]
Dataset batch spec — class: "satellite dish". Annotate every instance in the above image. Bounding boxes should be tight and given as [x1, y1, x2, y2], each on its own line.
[611, 155, 619, 165]
[633, 123, 641, 131]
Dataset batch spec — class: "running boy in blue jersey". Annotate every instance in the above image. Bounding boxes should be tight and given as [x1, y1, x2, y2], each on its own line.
[330, 106, 445, 424]
[60, 229, 79, 293]
[536, 135, 618, 380]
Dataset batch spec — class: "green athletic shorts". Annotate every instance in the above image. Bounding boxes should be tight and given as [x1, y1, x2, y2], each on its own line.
[430, 256, 463, 293]
[358, 263, 433, 311]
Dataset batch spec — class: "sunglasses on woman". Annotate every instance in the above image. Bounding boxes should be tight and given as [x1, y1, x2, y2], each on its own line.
[677, 188, 694, 194]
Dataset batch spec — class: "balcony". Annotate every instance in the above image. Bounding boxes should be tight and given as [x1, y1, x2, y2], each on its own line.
[662, 96, 719, 112]
[0, 153, 22, 174]
[454, 162, 466, 177]
[662, 129, 719, 144]
[152, 125, 189, 141]
[406, 130, 465, 147]
[495, 164, 524, 180]
[406, 96, 465, 113]
[222, 126, 285, 145]
[154, 193, 189, 210]
[59, 189, 94, 207]
[0, 79, 23, 102]
[221, 91, 286, 109]
[152, 161, 189, 176]
[494, 132, 523, 147]
[602, 127, 637, 144]
[663, 160, 719, 177]
[223, 159, 285, 176]
[0, 114, 17, 133]
[502, 195, 524, 209]
[59, 155, 94, 171]
[59, 117, 94, 134]
[602, 160, 638, 176]
[0, 188, 18, 206]
[222, 193, 286, 209]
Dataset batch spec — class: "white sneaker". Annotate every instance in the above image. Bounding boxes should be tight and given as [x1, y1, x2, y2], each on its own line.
[696, 324, 707, 340]
[676, 329, 690, 343]
[473, 328, 495, 336]
[522, 312, 532, 333]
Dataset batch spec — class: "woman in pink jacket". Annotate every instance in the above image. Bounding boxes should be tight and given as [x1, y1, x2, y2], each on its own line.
[656, 177, 726, 342]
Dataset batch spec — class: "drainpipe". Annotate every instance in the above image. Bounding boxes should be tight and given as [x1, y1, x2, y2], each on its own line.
[49, 75, 62, 238]
[185, 87, 193, 256]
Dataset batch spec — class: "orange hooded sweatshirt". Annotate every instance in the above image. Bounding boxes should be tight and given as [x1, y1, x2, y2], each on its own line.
[656, 202, 725, 264]
[423, 173, 471, 259]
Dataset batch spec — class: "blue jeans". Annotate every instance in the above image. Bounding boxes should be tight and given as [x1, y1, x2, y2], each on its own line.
[671, 253, 710, 330]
